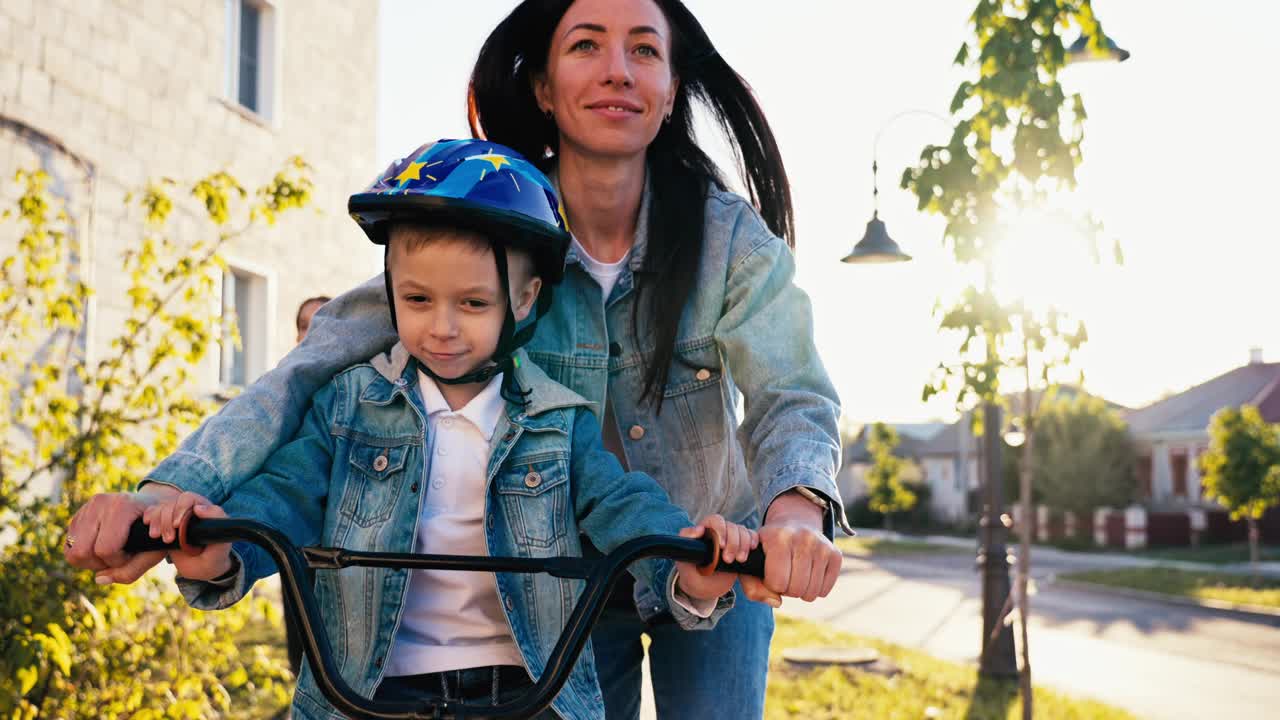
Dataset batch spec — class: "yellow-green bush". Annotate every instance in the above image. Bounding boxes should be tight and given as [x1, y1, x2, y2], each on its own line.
[1, 160, 310, 719]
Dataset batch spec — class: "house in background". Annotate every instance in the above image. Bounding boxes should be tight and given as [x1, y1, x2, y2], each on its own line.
[916, 419, 981, 525]
[837, 422, 946, 509]
[1126, 349, 1280, 508]
[849, 387, 1130, 526]
[2, 0, 382, 399]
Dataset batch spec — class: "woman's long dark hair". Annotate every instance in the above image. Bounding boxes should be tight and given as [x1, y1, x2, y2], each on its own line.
[468, 0, 793, 410]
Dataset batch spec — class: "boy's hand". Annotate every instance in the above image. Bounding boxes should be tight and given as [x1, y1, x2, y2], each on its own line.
[142, 492, 234, 582]
[674, 514, 761, 604]
[66, 487, 181, 586]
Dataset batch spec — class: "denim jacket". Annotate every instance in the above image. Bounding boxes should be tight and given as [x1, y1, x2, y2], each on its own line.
[147, 181, 842, 622]
[166, 346, 728, 720]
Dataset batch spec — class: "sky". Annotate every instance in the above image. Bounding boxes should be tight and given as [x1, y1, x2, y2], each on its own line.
[376, 1, 1280, 424]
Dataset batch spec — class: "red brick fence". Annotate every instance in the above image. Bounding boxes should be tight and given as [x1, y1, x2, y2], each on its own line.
[1011, 504, 1280, 549]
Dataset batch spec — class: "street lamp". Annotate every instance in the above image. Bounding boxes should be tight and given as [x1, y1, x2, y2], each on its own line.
[842, 110, 953, 265]
[1066, 33, 1131, 64]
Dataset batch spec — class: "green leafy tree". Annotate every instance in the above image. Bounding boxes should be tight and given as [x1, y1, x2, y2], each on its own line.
[864, 423, 918, 531]
[901, 0, 1124, 705]
[1009, 392, 1136, 514]
[1200, 406, 1280, 568]
[1, 158, 312, 718]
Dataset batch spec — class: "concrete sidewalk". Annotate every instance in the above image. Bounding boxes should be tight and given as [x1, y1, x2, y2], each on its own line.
[851, 527, 1280, 578]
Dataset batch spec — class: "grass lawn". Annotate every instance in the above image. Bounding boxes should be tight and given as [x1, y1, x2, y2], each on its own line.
[1059, 567, 1280, 609]
[766, 616, 1134, 719]
[836, 536, 966, 557]
[1128, 543, 1280, 565]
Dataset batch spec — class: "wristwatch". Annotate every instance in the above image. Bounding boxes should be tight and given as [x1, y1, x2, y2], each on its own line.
[789, 486, 856, 538]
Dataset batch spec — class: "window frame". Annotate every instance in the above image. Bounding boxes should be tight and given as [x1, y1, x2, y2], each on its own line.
[224, 0, 281, 123]
[217, 258, 277, 391]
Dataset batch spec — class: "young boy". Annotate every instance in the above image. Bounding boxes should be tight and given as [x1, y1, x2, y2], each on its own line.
[141, 140, 755, 720]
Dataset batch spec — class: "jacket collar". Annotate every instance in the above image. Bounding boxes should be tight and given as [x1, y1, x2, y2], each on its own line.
[365, 343, 591, 426]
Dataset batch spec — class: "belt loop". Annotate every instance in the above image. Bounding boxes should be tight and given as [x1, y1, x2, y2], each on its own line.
[491, 665, 501, 705]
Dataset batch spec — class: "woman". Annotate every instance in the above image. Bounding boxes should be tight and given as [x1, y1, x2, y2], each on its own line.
[467, 1, 846, 716]
[66, 1, 845, 717]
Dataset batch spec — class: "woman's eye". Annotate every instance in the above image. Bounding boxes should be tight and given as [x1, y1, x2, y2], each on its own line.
[635, 44, 659, 58]
[570, 38, 596, 52]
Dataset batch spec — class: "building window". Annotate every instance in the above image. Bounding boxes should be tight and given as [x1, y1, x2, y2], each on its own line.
[219, 265, 274, 388]
[1171, 450, 1188, 498]
[226, 0, 277, 119]
[1136, 454, 1153, 499]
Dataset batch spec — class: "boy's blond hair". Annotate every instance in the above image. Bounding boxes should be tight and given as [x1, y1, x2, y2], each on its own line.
[386, 222, 536, 290]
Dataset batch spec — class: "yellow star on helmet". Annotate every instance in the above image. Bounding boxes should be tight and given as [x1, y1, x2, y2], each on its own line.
[395, 161, 427, 184]
[469, 152, 511, 172]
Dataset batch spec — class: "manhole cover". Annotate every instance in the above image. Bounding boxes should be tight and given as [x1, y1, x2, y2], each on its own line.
[781, 646, 881, 667]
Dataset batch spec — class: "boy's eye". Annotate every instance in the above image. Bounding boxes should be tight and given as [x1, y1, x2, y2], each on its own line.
[463, 299, 491, 309]
[405, 294, 428, 304]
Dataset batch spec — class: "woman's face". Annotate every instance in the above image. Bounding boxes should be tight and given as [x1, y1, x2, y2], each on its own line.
[534, 0, 678, 162]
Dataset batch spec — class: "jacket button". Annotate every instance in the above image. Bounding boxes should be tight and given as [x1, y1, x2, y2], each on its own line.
[410, 483, 419, 493]
[374, 655, 383, 668]
[373, 454, 388, 472]
[695, 368, 712, 381]
[524, 471, 542, 488]
[629, 425, 645, 440]
[505, 596, 515, 611]
[609, 342, 622, 357]
[488, 515, 495, 530]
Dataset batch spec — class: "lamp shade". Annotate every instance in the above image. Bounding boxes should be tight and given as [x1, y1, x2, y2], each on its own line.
[842, 214, 912, 264]
[1066, 34, 1130, 63]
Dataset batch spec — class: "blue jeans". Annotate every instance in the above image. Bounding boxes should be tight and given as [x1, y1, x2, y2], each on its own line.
[591, 583, 774, 720]
[373, 665, 556, 718]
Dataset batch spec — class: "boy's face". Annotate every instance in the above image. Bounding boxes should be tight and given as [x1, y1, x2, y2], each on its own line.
[387, 226, 541, 383]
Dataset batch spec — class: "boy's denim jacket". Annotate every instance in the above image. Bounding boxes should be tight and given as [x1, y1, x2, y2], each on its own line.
[147, 180, 842, 624]
[166, 345, 729, 720]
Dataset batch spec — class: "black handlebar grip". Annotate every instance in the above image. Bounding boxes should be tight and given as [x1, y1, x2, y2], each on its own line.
[122, 518, 180, 554]
[715, 546, 766, 579]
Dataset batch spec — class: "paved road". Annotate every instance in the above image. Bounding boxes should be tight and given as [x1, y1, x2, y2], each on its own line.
[778, 548, 1280, 719]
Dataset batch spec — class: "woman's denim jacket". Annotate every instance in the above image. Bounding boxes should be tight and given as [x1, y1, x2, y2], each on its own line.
[146, 182, 843, 624]
[165, 345, 728, 720]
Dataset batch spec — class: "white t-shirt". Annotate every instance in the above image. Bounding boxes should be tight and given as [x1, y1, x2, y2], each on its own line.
[572, 236, 630, 301]
[384, 373, 524, 676]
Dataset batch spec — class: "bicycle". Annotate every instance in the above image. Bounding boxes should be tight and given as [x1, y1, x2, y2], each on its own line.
[124, 516, 766, 719]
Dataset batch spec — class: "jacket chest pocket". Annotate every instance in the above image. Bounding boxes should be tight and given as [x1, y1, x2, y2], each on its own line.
[342, 441, 412, 527]
[661, 349, 725, 451]
[495, 453, 570, 549]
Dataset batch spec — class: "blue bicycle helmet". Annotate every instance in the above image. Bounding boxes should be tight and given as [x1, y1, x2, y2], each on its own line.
[349, 139, 571, 397]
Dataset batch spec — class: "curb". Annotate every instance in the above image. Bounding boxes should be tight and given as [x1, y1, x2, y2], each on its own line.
[1047, 575, 1280, 626]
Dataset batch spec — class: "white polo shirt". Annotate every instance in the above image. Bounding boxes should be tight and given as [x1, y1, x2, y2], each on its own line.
[385, 373, 524, 676]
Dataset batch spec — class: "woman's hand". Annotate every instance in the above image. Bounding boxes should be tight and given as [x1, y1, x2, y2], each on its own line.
[740, 490, 842, 606]
[675, 514, 758, 602]
[142, 492, 235, 582]
[65, 487, 180, 585]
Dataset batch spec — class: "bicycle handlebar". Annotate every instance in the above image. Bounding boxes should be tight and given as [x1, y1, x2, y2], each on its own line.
[125, 517, 765, 719]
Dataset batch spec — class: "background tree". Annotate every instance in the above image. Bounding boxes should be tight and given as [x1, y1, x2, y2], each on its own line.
[864, 423, 919, 532]
[1007, 391, 1137, 514]
[901, 0, 1124, 709]
[1200, 406, 1280, 568]
[1, 159, 311, 718]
